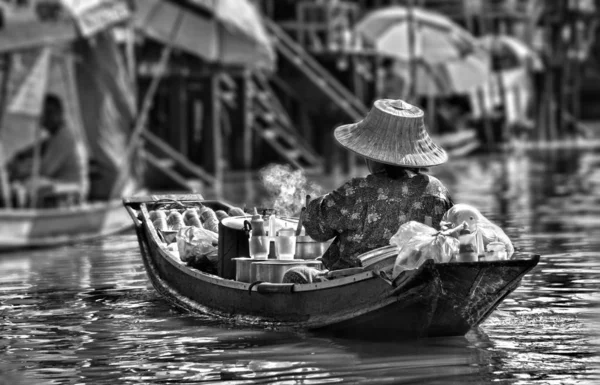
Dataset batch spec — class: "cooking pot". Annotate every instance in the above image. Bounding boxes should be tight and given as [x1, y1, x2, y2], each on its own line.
[233, 257, 254, 282]
[250, 260, 324, 283]
[295, 236, 333, 260]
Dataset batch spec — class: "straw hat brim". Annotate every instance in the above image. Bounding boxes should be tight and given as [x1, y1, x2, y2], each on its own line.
[333, 121, 448, 168]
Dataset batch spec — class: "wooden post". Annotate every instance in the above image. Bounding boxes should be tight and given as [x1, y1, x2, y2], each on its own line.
[211, 72, 223, 197]
[496, 70, 509, 144]
[242, 69, 253, 170]
[478, 88, 494, 151]
[126, 20, 137, 97]
[178, 74, 188, 158]
[0, 53, 12, 208]
[429, 93, 437, 134]
[28, 120, 43, 208]
[407, 0, 418, 101]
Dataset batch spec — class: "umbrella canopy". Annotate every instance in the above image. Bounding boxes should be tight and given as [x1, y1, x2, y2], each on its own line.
[0, 0, 131, 53]
[356, 6, 479, 63]
[133, 0, 275, 70]
[356, 6, 490, 96]
[389, 53, 490, 97]
[478, 34, 543, 71]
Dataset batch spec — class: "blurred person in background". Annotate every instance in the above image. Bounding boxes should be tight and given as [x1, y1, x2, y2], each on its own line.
[9, 94, 88, 207]
[378, 57, 407, 100]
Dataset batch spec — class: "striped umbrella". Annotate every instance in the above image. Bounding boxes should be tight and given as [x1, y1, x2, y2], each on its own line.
[133, 0, 275, 70]
[356, 6, 490, 96]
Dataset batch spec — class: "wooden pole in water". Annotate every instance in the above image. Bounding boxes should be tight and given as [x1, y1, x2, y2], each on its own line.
[110, 8, 184, 200]
[28, 114, 43, 208]
[0, 53, 12, 208]
[211, 72, 223, 197]
[407, 0, 417, 101]
[127, 20, 136, 90]
[242, 69, 253, 170]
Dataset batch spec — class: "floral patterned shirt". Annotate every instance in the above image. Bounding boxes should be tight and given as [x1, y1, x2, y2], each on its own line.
[303, 170, 454, 270]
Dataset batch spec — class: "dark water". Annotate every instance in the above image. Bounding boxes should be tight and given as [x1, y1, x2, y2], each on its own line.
[1, 148, 599, 385]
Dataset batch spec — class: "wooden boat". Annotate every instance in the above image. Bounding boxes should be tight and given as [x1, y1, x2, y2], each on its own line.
[123, 194, 540, 340]
[0, 199, 134, 251]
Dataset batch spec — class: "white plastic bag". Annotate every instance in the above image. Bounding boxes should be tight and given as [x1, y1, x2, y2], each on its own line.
[176, 226, 218, 264]
[391, 229, 460, 280]
[442, 204, 514, 258]
[389, 221, 437, 249]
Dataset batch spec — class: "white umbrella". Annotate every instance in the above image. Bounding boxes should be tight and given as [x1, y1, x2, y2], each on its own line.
[356, 6, 490, 96]
[133, 0, 275, 69]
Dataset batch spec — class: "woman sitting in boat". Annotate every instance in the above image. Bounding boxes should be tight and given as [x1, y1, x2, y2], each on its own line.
[284, 99, 454, 282]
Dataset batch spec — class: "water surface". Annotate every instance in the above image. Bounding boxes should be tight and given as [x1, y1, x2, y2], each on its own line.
[1, 148, 599, 384]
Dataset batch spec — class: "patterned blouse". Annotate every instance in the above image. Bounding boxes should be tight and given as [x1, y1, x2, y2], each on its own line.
[303, 170, 454, 270]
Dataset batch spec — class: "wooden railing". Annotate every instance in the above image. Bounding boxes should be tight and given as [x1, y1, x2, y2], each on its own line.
[265, 17, 368, 122]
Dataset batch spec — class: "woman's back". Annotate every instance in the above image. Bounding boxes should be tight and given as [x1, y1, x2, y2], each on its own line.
[304, 170, 453, 270]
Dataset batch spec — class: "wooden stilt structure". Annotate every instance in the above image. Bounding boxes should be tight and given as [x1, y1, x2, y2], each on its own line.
[406, 0, 418, 101]
[210, 72, 223, 196]
[0, 53, 12, 208]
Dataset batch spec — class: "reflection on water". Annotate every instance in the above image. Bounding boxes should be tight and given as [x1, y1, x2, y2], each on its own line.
[1, 149, 599, 384]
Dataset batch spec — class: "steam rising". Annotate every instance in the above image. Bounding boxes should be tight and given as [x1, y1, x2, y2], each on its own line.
[260, 164, 323, 217]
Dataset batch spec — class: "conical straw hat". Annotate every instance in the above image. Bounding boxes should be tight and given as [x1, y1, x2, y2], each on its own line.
[334, 99, 448, 168]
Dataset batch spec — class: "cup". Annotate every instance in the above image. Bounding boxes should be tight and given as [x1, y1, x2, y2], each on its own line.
[275, 234, 296, 260]
[249, 235, 270, 260]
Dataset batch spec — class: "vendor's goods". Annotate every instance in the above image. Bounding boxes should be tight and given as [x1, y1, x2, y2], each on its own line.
[153, 217, 168, 231]
[167, 211, 185, 230]
[250, 208, 266, 235]
[228, 207, 246, 217]
[183, 209, 203, 228]
[198, 206, 219, 233]
[176, 226, 219, 274]
[390, 221, 459, 279]
[442, 204, 514, 258]
[149, 209, 167, 221]
[295, 236, 333, 259]
[249, 235, 270, 260]
[275, 228, 296, 260]
[484, 241, 507, 261]
[215, 210, 230, 221]
[457, 228, 478, 262]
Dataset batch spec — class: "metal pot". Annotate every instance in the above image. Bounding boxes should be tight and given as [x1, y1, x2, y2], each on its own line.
[295, 236, 333, 260]
[233, 257, 254, 282]
[250, 260, 323, 283]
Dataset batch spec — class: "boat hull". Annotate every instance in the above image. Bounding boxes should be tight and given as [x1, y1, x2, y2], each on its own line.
[124, 196, 540, 339]
[0, 199, 132, 251]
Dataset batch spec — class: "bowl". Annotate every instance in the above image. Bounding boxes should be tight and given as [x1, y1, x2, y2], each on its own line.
[233, 257, 254, 282]
[295, 236, 333, 259]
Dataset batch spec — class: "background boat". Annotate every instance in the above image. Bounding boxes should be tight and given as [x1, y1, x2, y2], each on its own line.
[0, 198, 132, 251]
[0, 1, 142, 251]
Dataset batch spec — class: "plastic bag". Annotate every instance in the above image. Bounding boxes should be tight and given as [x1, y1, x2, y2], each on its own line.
[441, 204, 514, 258]
[176, 226, 218, 264]
[389, 221, 437, 249]
[391, 232, 460, 280]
